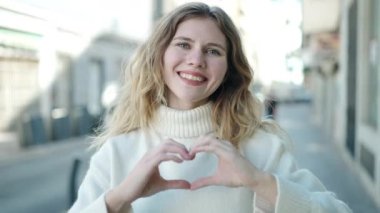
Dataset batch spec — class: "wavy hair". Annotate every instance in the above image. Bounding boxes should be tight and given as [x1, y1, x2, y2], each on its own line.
[93, 2, 278, 148]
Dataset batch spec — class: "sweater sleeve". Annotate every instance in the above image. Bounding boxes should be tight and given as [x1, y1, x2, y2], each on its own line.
[68, 143, 111, 213]
[271, 152, 353, 213]
[68, 142, 133, 213]
[247, 132, 353, 213]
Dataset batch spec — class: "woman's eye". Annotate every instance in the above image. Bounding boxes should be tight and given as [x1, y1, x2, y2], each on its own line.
[207, 49, 221, 56]
[176, 42, 190, 49]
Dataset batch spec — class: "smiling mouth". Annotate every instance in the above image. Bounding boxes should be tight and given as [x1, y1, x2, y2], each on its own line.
[178, 72, 206, 82]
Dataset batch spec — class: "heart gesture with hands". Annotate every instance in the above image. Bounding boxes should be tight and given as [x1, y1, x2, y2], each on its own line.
[106, 136, 277, 213]
[188, 135, 278, 204]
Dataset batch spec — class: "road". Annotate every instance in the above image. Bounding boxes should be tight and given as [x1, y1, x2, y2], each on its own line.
[0, 138, 90, 213]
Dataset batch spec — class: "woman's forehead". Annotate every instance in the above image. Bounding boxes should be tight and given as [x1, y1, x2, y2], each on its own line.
[173, 17, 227, 47]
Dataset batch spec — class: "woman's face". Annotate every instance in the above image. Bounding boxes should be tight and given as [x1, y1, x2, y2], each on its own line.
[163, 17, 228, 110]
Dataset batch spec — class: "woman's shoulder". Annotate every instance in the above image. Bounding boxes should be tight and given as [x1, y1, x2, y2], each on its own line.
[94, 129, 144, 154]
[255, 123, 292, 149]
[108, 132, 136, 144]
[244, 127, 291, 147]
[105, 129, 144, 148]
[239, 127, 293, 167]
[91, 129, 149, 163]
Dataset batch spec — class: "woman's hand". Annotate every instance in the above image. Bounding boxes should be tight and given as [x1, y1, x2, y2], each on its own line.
[188, 135, 277, 204]
[105, 139, 193, 212]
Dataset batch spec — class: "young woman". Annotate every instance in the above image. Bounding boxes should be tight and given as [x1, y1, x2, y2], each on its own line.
[69, 2, 352, 213]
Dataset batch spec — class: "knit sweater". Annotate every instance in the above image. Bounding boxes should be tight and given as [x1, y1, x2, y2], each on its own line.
[69, 103, 352, 213]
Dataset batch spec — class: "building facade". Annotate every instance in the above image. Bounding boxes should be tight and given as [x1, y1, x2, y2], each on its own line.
[303, 0, 380, 208]
[340, 0, 380, 207]
[0, 1, 138, 147]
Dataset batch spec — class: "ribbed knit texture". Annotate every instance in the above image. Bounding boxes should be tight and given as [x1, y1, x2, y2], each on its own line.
[153, 103, 214, 138]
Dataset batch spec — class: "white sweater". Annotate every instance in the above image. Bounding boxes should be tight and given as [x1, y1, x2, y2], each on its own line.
[69, 103, 352, 213]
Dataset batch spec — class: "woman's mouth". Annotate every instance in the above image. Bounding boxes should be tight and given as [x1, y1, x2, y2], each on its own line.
[179, 72, 205, 82]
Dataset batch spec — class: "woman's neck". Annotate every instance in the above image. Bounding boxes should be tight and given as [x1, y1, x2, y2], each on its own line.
[152, 102, 214, 138]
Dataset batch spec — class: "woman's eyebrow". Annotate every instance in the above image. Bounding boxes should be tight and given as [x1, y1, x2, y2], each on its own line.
[207, 42, 226, 52]
[173, 36, 226, 52]
[173, 36, 193, 42]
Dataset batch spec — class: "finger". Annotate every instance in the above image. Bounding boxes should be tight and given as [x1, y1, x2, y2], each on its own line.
[190, 137, 234, 156]
[201, 135, 233, 149]
[190, 143, 236, 163]
[190, 176, 217, 190]
[193, 134, 229, 149]
[190, 141, 226, 156]
[189, 137, 213, 156]
[195, 134, 215, 145]
[164, 138, 187, 148]
[156, 154, 183, 164]
[161, 139, 192, 160]
[189, 144, 214, 156]
[162, 180, 191, 190]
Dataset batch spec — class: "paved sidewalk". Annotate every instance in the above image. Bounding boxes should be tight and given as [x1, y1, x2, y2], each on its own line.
[0, 136, 92, 213]
[276, 102, 379, 213]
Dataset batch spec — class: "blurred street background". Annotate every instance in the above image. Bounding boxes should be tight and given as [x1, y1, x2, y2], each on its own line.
[0, 0, 379, 212]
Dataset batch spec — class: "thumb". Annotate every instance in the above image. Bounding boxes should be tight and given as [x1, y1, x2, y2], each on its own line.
[162, 180, 191, 190]
[190, 176, 216, 190]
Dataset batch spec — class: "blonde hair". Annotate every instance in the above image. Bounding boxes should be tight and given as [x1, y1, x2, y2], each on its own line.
[93, 2, 282, 148]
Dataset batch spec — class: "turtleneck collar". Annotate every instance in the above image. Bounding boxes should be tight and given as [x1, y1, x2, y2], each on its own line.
[152, 103, 214, 138]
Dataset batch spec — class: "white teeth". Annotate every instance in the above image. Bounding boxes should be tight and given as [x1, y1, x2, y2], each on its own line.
[179, 72, 205, 81]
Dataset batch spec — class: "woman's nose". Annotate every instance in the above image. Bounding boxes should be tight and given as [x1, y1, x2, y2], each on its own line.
[187, 49, 205, 68]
